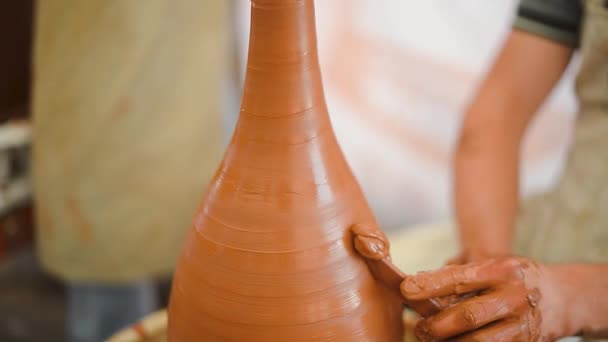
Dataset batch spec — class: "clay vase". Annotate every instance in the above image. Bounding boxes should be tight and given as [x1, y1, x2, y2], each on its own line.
[168, 0, 403, 340]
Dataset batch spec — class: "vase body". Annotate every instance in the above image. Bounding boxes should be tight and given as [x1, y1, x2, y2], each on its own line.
[168, 0, 403, 340]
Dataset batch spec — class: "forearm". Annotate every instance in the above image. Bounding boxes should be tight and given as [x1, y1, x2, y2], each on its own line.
[552, 264, 608, 338]
[454, 30, 574, 257]
[454, 121, 519, 256]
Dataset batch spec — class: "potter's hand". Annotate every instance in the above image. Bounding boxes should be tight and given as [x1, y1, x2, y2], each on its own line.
[447, 249, 510, 265]
[401, 256, 568, 341]
[351, 223, 389, 260]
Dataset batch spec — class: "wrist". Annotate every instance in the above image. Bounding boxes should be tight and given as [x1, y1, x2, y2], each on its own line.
[457, 224, 514, 260]
[553, 264, 608, 338]
[460, 243, 511, 261]
[547, 265, 586, 337]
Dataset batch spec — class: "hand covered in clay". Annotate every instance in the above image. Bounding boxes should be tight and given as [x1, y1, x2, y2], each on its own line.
[401, 256, 568, 341]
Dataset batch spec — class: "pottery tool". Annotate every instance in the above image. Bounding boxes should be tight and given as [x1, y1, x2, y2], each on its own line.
[365, 257, 442, 317]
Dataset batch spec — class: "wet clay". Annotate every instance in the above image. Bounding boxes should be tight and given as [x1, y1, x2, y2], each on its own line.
[351, 224, 444, 318]
[167, 0, 403, 340]
[400, 257, 572, 341]
[351, 223, 390, 260]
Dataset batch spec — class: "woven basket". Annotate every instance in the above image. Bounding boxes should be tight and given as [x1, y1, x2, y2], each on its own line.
[107, 310, 420, 342]
[106, 310, 167, 342]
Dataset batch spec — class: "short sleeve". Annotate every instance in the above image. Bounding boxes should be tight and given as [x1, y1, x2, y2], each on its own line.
[513, 0, 583, 47]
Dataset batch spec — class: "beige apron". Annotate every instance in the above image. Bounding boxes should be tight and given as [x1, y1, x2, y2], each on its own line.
[32, 1, 226, 283]
[516, 1, 608, 339]
[515, 0, 608, 264]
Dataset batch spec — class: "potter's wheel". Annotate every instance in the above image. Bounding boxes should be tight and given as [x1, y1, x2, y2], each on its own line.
[106, 309, 419, 342]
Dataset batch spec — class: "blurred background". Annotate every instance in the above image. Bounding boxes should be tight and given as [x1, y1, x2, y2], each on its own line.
[0, 0, 576, 341]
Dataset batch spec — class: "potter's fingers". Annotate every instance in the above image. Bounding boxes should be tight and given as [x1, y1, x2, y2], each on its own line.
[411, 293, 472, 314]
[452, 320, 527, 342]
[413, 288, 527, 341]
[433, 292, 477, 309]
[351, 223, 389, 260]
[401, 259, 518, 300]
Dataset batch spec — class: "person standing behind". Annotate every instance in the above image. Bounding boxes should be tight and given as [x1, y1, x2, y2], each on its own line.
[398, 1, 608, 340]
[32, 1, 227, 341]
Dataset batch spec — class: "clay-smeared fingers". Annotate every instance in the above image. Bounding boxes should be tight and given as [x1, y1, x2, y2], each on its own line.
[418, 291, 478, 316]
[453, 320, 527, 342]
[413, 287, 528, 341]
[401, 259, 521, 300]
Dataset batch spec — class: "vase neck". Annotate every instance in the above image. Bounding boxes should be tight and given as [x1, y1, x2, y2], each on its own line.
[240, 0, 325, 118]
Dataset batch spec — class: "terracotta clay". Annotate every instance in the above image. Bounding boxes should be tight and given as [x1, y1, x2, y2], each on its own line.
[351, 223, 390, 261]
[168, 0, 402, 340]
[351, 223, 444, 318]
